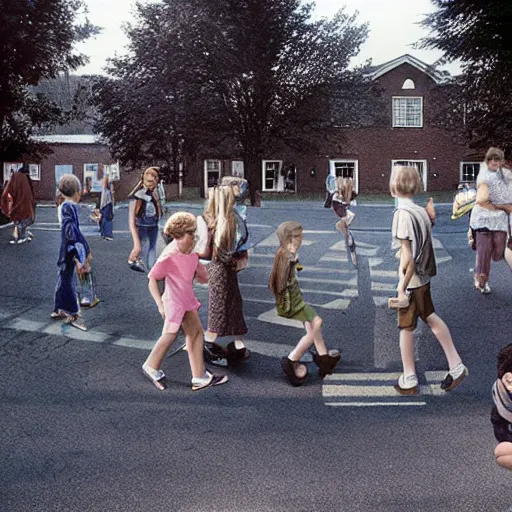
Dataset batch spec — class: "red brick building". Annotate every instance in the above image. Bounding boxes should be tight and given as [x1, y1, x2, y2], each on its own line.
[3, 55, 482, 201]
[188, 54, 481, 196]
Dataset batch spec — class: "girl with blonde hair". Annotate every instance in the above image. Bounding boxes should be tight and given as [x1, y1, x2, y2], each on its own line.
[269, 221, 340, 386]
[202, 179, 251, 366]
[127, 167, 162, 272]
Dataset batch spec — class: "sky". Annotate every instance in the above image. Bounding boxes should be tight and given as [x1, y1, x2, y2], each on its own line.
[75, 0, 461, 76]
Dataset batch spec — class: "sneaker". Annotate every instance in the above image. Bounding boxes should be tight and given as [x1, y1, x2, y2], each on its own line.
[481, 282, 491, 294]
[142, 363, 167, 391]
[104, 236, 114, 241]
[9, 237, 29, 244]
[26, 230, 34, 238]
[191, 371, 228, 391]
[440, 363, 468, 391]
[81, 297, 100, 309]
[394, 374, 419, 395]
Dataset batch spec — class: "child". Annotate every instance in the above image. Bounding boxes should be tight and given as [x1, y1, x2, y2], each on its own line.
[97, 176, 114, 241]
[491, 343, 512, 470]
[51, 174, 90, 331]
[389, 166, 468, 394]
[202, 180, 251, 366]
[269, 221, 340, 386]
[142, 212, 228, 391]
[127, 167, 162, 272]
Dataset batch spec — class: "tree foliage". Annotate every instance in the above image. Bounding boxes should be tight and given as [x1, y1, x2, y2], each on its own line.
[95, 0, 381, 198]
[419, 0, 512, 156]
[0, 0, 99, 161]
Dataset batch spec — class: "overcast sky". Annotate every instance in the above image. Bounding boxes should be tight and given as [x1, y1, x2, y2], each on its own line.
[75, 0, 461, 76]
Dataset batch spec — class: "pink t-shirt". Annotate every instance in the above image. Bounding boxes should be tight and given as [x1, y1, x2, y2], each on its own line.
[148, 242, 208, 333]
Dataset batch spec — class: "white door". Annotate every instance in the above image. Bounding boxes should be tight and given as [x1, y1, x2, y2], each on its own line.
[391, 160, 427, 191]
[204, 159, 221, 197]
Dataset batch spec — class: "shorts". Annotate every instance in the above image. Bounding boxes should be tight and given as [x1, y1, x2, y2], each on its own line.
[397, 282, 435, 331]
[289, 304, 317, 324]
[332, 201, 348, 219]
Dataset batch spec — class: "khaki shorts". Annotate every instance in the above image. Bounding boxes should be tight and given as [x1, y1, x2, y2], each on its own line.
[397, 282, 435, 331]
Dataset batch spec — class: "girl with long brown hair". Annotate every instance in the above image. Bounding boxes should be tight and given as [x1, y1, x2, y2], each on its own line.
[269, 221, 340, 386]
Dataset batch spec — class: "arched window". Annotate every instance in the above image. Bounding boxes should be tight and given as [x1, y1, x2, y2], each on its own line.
[401, 79, 415, 90]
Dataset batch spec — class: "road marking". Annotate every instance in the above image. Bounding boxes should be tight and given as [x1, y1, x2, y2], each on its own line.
[245, 262, 356, 274]
[114, 337, 155, 350]
[370, 269, 397, 278]
[373, 297, 389, 307]
[371, 282, 396, 292]
[325, 402, 426, 407]
[257, 232, 314, 247]
[257, 309, 304, 329]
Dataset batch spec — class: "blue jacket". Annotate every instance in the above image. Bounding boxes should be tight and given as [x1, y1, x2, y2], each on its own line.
[57, 201, 89, 268]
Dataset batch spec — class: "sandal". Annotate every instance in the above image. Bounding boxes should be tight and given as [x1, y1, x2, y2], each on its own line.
[128, 259, 147, 273]
[280, 357, 308, 387]
[50, 310, 67, 320]
[313, 350, 341, 378]
[226, 341, 250, 364]
[204, 342, 228, 367]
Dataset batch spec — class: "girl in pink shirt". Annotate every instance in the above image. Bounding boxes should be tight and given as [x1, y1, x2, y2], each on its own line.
[142, 212, 228, 391]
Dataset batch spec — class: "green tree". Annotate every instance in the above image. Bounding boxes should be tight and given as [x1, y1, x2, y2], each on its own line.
[95, 0, 380, 200]
[0, 0, 99, 161]
[419, 0, 512, 156]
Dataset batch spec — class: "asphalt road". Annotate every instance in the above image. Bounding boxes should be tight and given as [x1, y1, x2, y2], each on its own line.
[1, 200, 511, 512]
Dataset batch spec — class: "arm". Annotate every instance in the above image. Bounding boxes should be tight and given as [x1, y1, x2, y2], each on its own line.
[195, 262, 209, 284]
[128, 200, 141, 261]
[397, 239, 415, 297]
[476, 183, 498, 210]
[148, 277, 165, 318]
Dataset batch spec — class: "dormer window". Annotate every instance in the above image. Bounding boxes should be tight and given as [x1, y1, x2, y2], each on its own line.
[392, 96, 423, 128]
[401, 79, 415, 90]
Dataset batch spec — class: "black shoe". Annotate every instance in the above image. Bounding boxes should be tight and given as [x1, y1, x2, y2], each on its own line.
[204, 342, 228, 367]
[280, 357, 308, 387]
[313, 350, 341, 378]
[226, 341, 250, 365]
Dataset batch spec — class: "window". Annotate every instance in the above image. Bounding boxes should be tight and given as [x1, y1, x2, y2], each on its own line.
[328, 160, 359, 192]
[204, 159, 221, 196]
[29, 164, 41, 181]
[262, 160, 283, 191]
[83, 163, 102, 193]
[460, 162, 480, 183]
[401, 79, 415, 90]
[392, 160, 427, 191]
[3, 163, 22, 183]
[392, 96, 423, 128]
[55, 165, 73, 195]
[231, 160, 244, 178]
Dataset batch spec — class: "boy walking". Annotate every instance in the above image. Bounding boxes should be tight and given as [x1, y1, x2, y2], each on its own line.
[51, 174, 91, 331]
[389, 166, 468, 394]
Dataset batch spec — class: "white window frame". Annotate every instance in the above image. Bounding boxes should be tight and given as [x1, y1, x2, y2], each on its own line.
[203, 159, 221, 197]
[391, 160, 428, 191]
[328, 159, 359, 193]
[29, 164, 41, 181]
[231, 160, 244, 178]
[459, 162, 480, 183]
[262, 160, 283, 192]
[3, 162, 23, 183]
[392, 96, 423, 128]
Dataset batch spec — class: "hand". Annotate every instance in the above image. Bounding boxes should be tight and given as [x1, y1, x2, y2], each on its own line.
[157, 303, 165, 319]
[425, 197, 436, 223]
[129, 244, 141, 262]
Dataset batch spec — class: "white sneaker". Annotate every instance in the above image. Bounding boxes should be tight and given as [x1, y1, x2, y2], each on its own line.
[394, 374, 419, 395]
[440, 363, 468, 391]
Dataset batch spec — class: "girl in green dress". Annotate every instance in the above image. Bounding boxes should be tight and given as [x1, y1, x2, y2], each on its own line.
[269, 221, 340, 386]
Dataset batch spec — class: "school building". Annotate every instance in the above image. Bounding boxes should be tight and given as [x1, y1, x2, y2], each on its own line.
[2, 54, 482, 202]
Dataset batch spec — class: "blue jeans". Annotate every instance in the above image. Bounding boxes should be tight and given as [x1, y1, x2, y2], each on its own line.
[99, 204, 114, 238]
[137, 224, 158, 270]
[53, 260, 79, 315]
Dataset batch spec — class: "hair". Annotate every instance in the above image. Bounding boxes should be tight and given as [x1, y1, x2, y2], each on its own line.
[336, 176, 354, 203]
[485, 147, 505, 162]
[497, 344, 512, 379]
[268, 221, 303, 296]
[389, 166, 422, 196]
[204, 185, 236, 260]
[128, 166, 160, 198]
[58, 174, 81, 198]
[164, 212, 196, 239]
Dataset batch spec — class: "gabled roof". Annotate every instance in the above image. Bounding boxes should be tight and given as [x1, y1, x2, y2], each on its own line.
[369, 54, 448, 84]
[33, 134, 103, 144]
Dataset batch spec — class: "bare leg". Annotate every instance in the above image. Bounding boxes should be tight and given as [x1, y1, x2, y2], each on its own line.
[145, 332, 177, 370]
[309, 317, 328, 356]
[425, 313, 462, 370]
[505, 246, 512, 272]
[495, 442, 512, 470]
[399, 328, 416, 377]
[335, 219, 348, 238]
[182, 310, 206, 379]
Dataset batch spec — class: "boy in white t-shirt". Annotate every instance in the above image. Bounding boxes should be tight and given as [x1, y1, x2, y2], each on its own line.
[389, 166, 468, 395]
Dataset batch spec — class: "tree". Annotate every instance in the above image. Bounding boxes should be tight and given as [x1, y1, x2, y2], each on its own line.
[95, 0, 381, 201]
[419, 0, 512, 156]
[0, 0, 99, 161]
